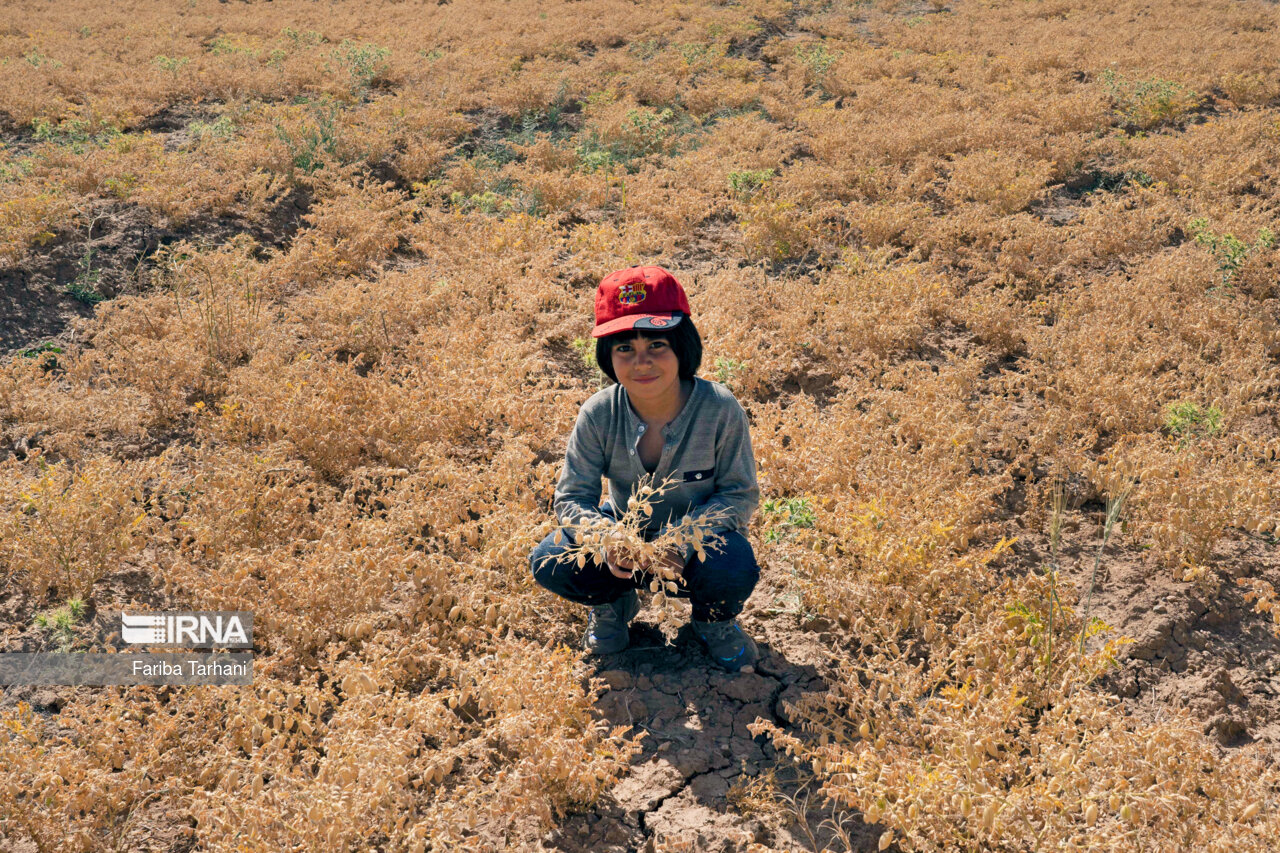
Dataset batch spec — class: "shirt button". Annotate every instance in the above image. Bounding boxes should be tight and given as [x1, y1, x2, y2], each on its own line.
[629, 450, 635, 455]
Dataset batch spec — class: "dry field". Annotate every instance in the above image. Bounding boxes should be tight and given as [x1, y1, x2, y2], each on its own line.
[2, 0, 1280, 849]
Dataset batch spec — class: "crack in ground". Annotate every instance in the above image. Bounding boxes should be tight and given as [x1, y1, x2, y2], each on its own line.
[637, 773, 690, 837]
[634, 667, 788, 843]
[568, 622, 834, 852]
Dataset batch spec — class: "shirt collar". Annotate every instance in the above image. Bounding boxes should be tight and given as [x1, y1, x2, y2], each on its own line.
[621, 377, 703, 435]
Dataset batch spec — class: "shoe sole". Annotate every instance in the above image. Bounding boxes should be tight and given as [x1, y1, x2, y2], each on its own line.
[584, 635, 630, 655]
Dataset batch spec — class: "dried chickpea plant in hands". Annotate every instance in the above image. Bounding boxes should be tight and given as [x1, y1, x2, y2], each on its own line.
[555, 475, 731, 641]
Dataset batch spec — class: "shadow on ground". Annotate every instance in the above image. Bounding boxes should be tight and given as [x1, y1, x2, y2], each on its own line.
[540, 612, 879, 852]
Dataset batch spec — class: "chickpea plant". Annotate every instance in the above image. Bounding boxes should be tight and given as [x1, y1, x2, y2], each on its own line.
[554, 474, 731, 640]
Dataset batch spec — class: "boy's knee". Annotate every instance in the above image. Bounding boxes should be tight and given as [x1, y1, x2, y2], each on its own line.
[688, 541, 758, 596]
[720, 532, 760, 585]
[529, 539, 552, 578]
[530, 529, 570, 585]
[727, 560, 760, 594]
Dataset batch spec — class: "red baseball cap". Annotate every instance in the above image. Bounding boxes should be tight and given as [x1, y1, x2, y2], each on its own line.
[591, 265, 692, 338]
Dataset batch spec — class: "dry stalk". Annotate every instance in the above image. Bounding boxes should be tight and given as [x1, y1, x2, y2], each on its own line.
[555, 474, 731, 640]
[1033, 475, 1071, 687]
[1078, 483, 1132, 657]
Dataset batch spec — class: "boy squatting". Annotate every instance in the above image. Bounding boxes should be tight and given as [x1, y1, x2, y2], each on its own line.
[530, 265, 762, 672]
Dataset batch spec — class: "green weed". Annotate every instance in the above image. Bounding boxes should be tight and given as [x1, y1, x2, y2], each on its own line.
[713, 356, 746, 388]
[274, 99, 342, 174]
[1084, 169, 1154, 195]
[449, 189, 515, 215]
[281, 27, 326, 47]
[1033, 478, 1071, 682]
[728, 168, 774, 199]
[330, 39, 391, 99]
[578, 113, 662, 171]
[1163, 400, 1223, 446]
[17, 342, 63, 358]
[677, 42, 714, 67]
[101, 173, 138, 199]
[577, 100, 680, 173]
[0, 156, 35, 184]
[34, 597, 87, 651]
[188, 115, 235, 143]
[25, 47, 62, 69]
[762, 496, 816, 543]
[571, 337, 598, 371]
[66, 213, 106, 304]
[207, 35, 257, 57]
[67, 271, 103, 304]
[30, 116, 122, 152]
[445, 165, 544, 215]
[153, 55, 190, 76]
[628, 38, 663, 60]
[1101, 69, 1200, 129]
[1187, 217, 1274, 288]
[795, 42, 841, 91]
[512, 83, 575, 145]
[620, 107, 675, 158]
[510, 112, 544, 147]
[575, 144, 618, 173]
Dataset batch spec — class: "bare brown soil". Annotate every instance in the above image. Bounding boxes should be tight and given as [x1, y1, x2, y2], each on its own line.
[0, 193, 309, 356]
[1, 107, 309, 357]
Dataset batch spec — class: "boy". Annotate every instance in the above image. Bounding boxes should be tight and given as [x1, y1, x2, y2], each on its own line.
[530, 266, 761, 671]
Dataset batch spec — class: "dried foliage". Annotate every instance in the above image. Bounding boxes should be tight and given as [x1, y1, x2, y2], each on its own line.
[750, 511, 1280, 851]
[270, 173, 415, 287]
[0, 456, 154, 599]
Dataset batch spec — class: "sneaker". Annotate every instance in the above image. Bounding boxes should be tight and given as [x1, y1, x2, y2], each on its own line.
[583, 589, 641, 655]
[692, 618, 760, 672]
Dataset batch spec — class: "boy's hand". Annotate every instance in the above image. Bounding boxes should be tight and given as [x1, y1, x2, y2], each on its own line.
[641, 547, 687, 580]
[604, 547, 637, 579]
[604, 547, 687, 580]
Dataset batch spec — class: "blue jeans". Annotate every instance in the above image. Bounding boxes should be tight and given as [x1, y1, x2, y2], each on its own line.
[530, 503, 760, 623]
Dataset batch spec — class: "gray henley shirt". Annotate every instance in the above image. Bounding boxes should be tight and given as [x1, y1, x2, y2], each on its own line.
[553, 376, 760, 562]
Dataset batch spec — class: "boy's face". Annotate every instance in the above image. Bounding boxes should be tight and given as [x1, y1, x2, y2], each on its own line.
[610, 332, 682, 410]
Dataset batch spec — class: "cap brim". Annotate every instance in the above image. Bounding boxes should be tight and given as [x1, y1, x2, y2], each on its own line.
[591, 313, 683, 338]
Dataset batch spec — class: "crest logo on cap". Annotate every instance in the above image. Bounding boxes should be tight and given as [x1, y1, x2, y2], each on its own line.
[617, 281, 646, 306]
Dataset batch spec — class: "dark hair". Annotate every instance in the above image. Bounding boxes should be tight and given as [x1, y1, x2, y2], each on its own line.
[595, 315, 703, 384]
